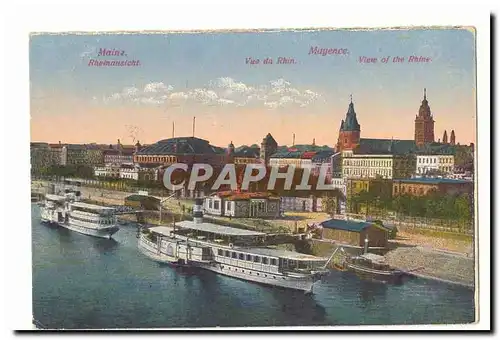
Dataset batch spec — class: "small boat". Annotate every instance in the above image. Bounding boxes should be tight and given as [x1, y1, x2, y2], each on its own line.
[345, 252, 404, 284]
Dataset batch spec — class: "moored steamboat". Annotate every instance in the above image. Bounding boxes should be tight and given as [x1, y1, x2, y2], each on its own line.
[138, 199, 330, 293]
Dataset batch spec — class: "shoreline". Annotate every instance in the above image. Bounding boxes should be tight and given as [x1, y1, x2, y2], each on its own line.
[403, 271, 475, 289]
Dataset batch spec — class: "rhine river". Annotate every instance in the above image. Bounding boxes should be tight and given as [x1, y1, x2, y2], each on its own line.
[31, 205, 475, 328]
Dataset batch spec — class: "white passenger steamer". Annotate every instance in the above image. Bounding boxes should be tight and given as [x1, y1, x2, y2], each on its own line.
[40, 192, 119, 239]
[138, 199, 329, 293]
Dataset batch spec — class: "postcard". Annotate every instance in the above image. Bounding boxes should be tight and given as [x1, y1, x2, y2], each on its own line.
[29, 26, 478, 330]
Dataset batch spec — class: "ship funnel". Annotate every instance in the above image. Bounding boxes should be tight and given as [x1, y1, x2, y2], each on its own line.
[193, 198, 204, 224]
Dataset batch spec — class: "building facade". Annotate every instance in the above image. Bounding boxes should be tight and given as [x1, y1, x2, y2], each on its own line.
[341, 149, 416, 180]
[414, 88, 435, 147]
[204, 192, 280, 218]
[416, 154, 455, 175]
[319, 219, 389, 248]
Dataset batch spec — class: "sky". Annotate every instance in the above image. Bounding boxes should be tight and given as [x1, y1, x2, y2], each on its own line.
[30, 28, 476, 147]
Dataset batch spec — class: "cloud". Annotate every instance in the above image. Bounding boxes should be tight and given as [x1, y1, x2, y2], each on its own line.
[102, 77, 322, 109]
[144, 82, 173, 93]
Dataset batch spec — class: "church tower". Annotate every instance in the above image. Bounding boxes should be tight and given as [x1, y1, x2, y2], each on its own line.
[414, 88, 435, 147]
[450, 130, 456, 145]
[442, 130, 448, 144]
[336, 96, 361, 152]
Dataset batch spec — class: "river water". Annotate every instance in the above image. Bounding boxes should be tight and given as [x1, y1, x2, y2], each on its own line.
[31, 205, 475, 328]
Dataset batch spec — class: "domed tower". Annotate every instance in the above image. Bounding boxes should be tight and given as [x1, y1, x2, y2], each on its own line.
[414, 88, 435, 147]
[442, 130, 448, 144]
[450, 130, 456, 145]
[336, 96, 361, 152]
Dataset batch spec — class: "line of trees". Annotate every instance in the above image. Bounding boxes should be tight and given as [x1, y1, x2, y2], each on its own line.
[35, 165, 95, 179]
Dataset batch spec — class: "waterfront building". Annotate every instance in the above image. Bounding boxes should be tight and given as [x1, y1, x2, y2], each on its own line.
[119, 164, 159, 181]
[269, 150, 304, 168]
[61, 144, 87, 166]
[204, 191, 280, 218]
[346, 178, 393, 198]
[48, 143, 64, 165]
[94, 165, 121, 178]
[341, 146, 416, 180]
[134, 137, 226, 167]
[319, 219, 389, 248]
[392, 177, 473, 197]
[84, 145, 105, 165]
[311, 151, 336, 177]
[30, 142, 57, 172]
[416, 154, 455, 175]
[335, 90, 465, 180]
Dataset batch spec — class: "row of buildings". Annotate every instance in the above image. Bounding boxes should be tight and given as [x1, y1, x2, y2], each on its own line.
[31, 89, 474, 214]
[30, 140, 141, 172]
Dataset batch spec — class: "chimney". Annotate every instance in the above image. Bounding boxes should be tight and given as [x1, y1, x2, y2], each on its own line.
[193, 198, 204, 224]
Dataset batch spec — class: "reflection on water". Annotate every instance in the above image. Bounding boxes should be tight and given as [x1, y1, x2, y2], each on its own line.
[357, 280, 388, 305]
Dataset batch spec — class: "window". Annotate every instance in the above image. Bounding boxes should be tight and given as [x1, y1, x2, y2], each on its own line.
[262, 257, 269, 265]
[214, 201, 219, 210]
[225, 251, 230, 257]
[246, 254, 252, 261]
[218, 249, 223, 256]
[253, 256, 261, 263]
[270, 259, 277, 266]
[239, 253, 244, 260]
[232, 252, 237, 259]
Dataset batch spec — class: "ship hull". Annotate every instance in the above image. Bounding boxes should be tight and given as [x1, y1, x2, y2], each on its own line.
[198, 262, 320, 293]
[346, 263, 404, 284]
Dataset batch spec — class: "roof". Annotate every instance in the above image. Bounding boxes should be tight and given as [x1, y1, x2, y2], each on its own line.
[136, 137, 224, 156]
[416, 142, 458, 155]
[359, 253, 386, 263]
[269, 150, 303, 159]
[45, 194, 66, 201]
[234, 146, 260, 158]
[341, 102, 361, 131]
[320, 219, 374, 232]
[395, 178, 472, 185]
[212, 191, 279, 201]
[357, 138, 417, 155]
[70, 201, 115, 211]
[174, 220, 266, 237]
[241, 247, 328, 261]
